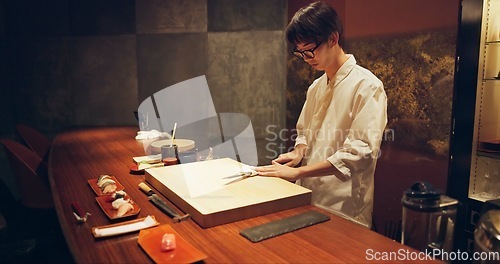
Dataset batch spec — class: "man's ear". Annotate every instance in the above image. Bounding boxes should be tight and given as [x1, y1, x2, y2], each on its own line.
[329, 32, 339, 46]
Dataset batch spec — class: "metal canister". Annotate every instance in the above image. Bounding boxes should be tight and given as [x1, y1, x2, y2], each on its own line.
[474, 209, 500, 263]
[401, 182, 458, 254]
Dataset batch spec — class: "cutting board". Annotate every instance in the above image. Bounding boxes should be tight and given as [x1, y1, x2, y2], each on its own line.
[145, 158, 312, 228]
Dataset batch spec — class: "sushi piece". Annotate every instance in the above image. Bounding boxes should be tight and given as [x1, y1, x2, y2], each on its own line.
[111, 198, 134, 217]
[105, 190, 127, 202]
[102, 183, 117, 194]
[116, 202, 134, 217]
[97, 175, 117, 194]
[161, 233, 176, 251]
[97, 175, 114, 187]
[111, 198, 128, 209]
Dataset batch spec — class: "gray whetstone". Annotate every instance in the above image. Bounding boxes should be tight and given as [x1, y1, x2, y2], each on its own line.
[240, 210, 331, 242]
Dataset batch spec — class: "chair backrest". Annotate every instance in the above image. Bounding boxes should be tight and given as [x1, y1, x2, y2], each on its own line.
[0, 139, 53, 209]
[15, 124, 52, 160]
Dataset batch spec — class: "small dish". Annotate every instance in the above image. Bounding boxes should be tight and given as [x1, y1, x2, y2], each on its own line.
[129, 164, 145, 175]
[88, 176, 125, 196]
[138, 224, 207, 263]
[479, 140, 500, 151]
[92, 215, 159, 238]
[96, 195, 140, 220]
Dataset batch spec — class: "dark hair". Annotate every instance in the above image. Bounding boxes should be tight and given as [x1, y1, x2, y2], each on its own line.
[285, 1, 344, 48]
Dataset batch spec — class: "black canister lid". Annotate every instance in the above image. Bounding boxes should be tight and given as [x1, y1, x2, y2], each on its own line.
[402, 182, 445, 212]
[404, 181, 441, 200]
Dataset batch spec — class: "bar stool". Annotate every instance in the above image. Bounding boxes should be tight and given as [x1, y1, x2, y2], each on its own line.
[0, 139, 53, 209]
[15, 124, 52, 161]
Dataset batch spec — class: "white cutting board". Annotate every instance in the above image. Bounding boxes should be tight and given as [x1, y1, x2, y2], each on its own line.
[145, 158, 312, 228]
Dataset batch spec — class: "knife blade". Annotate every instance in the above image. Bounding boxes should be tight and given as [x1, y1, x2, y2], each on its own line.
[222, 171, 254, 179]
[138, 182, 190, 222]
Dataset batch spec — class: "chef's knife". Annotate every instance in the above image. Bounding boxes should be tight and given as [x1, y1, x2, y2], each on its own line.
[138, 182, 190, 222]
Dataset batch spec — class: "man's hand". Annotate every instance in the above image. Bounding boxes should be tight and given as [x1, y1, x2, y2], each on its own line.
[254, 161, 301, 181]
[272, 144, 306, 167]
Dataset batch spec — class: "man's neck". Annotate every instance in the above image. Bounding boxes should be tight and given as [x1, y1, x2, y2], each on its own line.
[325, 51, 349, 81]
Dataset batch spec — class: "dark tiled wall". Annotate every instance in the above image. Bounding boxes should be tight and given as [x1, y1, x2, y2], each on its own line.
[137, 33, 208, 103]
[69, 0, 136, 36]
[136, 0, 207, 34]
[208, 0, 286, 31]
[4, 0, 70, 38]
[71, 35, 138, 126]
[4, 0, 139, 133]
[1, 0, 287, 165]
[8, 38, 72, 131]
[207, 31, 285, 138]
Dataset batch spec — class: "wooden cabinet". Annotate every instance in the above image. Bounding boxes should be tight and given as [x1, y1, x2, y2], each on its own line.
[449, 0, 500, 253]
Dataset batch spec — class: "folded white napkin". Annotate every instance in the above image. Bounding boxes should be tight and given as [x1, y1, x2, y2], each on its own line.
[135, 130, 171, 140]
[93, 215, 158, 237]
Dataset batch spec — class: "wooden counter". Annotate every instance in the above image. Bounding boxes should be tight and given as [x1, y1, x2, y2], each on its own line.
[48, 126, 440, 263]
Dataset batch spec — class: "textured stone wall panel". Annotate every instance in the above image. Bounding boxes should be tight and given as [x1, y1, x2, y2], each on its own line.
[136, 0, 207, 34]
[207, 31, 286, 163]
[8, 38, 72, 131]
[208, 0, 286, 32]
[71, 35, 138, 126]
[137, 33, 208, 103]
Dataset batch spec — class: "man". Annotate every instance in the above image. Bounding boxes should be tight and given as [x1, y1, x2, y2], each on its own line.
[255, 1, 387, 228]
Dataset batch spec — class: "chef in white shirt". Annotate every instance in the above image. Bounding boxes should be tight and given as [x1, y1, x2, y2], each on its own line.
[255, 1, 387, 228]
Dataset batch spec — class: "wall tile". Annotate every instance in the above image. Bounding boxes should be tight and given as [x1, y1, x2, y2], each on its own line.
[137, 33, 208, 103]
[4, 0, 70, 37]
[8, 38, 72, 132]
[71, 35, 138, 126]
[207, 31, 286, 163]
[136, 0, 207, 34]
[208, 0, 286, 32]
[70, 0, 135, 36]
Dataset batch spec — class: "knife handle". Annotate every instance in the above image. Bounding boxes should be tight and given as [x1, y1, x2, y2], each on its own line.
[138, 182, 155, 196]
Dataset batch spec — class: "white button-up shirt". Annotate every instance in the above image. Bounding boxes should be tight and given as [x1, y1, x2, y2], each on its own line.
[296, 55, 387, 228]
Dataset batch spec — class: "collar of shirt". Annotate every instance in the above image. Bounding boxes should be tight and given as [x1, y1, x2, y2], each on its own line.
[327, 54, 356, 90]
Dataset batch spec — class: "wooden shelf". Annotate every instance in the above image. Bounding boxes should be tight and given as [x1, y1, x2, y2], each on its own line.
[469, 193, 500, 203]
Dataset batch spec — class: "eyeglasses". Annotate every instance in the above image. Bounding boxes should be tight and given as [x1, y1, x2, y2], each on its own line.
[292, 42, 323, 59]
